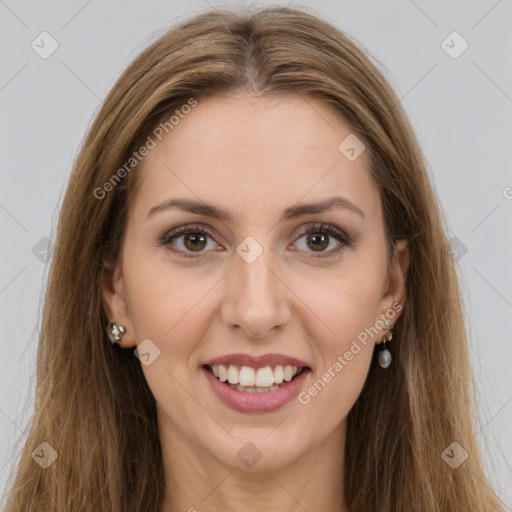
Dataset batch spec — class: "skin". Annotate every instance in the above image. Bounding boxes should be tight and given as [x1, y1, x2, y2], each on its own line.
[103, 92, 409, 512]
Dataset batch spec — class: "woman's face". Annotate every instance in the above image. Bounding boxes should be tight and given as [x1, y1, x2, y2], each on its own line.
[104, 92, 408, 472]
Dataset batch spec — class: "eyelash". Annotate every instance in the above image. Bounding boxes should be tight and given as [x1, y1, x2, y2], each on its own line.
[159, 222, 351, 259]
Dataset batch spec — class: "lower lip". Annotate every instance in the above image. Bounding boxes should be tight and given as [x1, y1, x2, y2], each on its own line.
[202, 367, 310, 413]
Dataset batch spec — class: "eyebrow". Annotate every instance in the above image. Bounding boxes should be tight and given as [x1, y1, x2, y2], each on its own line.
[146, 196, 365, 222]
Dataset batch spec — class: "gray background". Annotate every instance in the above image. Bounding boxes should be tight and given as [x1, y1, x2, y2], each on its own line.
[1, 0, 511, 505]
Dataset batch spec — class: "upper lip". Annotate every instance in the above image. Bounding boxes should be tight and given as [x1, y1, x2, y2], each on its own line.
[202, 352, 311, 369]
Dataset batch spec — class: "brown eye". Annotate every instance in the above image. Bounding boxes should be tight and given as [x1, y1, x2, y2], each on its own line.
[160, 224, 217, 258]
[293, 223, 351, 257]
[183, 232, 208, 252]
[160, 222, 351, 259]
[306, 232, 330, 252]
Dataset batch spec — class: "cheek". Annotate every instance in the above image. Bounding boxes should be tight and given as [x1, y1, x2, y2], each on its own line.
[290, 256, 385, 413]
[294, 260, 386, 351]
[295, 273, 380, 428]
[122, 251, 212, 350]
[122, 256, 215, 424]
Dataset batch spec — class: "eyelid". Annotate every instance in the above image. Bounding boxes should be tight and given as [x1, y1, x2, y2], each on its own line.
[291, 222, 351, 257]
[159, 223, 220, 259]
[160, 223, 217, 244]
[159, 221, 351, 258]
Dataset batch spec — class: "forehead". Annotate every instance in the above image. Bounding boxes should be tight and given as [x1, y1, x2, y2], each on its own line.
[133, 92, 380, 225]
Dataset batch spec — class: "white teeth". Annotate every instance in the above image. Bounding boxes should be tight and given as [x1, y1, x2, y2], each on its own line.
[273, 365, 284, 384]
[208, 363, 302, 387]
[239, 366, 255, 386]
[227, 365, 239, 384]
[255, 366, 274, 387]
[228, 383, 281, 393]
[283, 365, 294, 382]
[218, 365, 227, 382]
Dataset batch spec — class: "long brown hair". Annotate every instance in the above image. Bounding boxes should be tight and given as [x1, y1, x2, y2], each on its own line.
[2, 6, 506, 511]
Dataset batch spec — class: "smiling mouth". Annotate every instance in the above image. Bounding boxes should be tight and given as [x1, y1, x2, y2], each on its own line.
[203, 363, 308, 393]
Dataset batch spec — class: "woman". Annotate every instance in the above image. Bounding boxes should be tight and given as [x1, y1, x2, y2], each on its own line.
[2, 5, 507, 512]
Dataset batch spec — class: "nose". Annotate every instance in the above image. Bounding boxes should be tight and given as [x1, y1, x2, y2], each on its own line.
[221, 249, 291, 339]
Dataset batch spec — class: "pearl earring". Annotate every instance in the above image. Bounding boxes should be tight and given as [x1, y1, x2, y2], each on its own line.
[378, 320, 393, 369]
[108, 322, 126, 345]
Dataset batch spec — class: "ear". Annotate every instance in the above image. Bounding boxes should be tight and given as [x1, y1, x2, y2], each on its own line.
[102, 262, 136, 347]
[378, 239, 410, 333]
